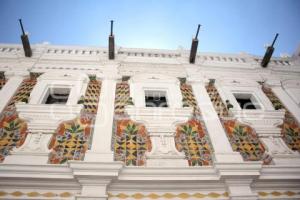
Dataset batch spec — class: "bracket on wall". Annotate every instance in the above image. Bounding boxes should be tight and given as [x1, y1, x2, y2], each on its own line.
[19, 19, 32, 57]
[189, 24, 201, 64]
[109, 20, 115, 60]
[261, 33, 279, 68]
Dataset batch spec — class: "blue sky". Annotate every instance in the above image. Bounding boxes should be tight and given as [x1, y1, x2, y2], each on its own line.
[0, 0, 299, 56]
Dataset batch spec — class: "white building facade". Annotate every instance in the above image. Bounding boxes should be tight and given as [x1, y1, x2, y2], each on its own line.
[0, 43, 299, 200]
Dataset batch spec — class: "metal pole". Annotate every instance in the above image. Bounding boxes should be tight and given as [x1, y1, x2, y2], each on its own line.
[195, 24, 201, 39]
[19, 19, 25, 35]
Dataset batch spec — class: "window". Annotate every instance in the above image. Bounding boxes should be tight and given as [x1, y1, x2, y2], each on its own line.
[233, 93, 261, 110]
[145, 90, 168, 107]
[44, 88, 70, 104]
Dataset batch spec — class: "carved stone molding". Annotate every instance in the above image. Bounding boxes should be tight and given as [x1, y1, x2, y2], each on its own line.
[231, 109, 285, 137]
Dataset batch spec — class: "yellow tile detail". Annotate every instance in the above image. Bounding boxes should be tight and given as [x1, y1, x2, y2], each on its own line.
[43, 192, 56, 197]
[147, 193, 160, 199]
[207, 192, 221, 198]
[0, 191, 7, 196]
[177, 193, 190, 199]
[162, 193, 176, 199]
[116, 193, 130, 199]
[60, 192, 72, 197]
[11, 191, 23, 196]
[285, 191, 296, 196]
[27, 192, 40, 197]
[192, 193, 206, 198]
[132, 193, 145, 199]
[271, 191, 281, 196]
[258, 191, 268, 196]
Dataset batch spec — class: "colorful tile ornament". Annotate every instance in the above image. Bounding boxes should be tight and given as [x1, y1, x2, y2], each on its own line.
[0, 77, 37, 162]
[48, 116, 93, 164]
[108, 192, 229, 199]
[0, 72, 6, 90]
[83, 79, 101, 114]
[206, 85, 229, 117]
[262, 85, 300, 152]
[114, 119, 152, 166]
[175, 119, 213, 166]
[180, 83, 201, 116]
[6, 78, 37, 109]
[206, 84, 271, 164]
[223, 120, 270, 162]
[114, 81, 130, 115]
[48, 79, 101, 164]
[0, 110, 27, 162]
[0, 191, 74, 198]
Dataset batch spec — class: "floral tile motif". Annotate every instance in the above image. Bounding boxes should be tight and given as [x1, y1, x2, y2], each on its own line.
[0, 72, 6, 90]
[83, 80, 101, 114]
[114, 81, 130, 115]
[48, 79, 101, 164]
[206, 85, 229, 117]
[175, 119, 213, 166]
[0, 77, 37, 162]
[114, 119, 151, 166]
[0, 110, 27, 162]
[180, 83, 201, 116]
[223, 120, 270, 163]
[48, 116, 93, 164]
[206, 84, 271, 164]
[262, 85, 300, 152]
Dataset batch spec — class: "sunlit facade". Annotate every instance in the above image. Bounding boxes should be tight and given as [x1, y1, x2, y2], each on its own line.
[0, 43, 300, 200]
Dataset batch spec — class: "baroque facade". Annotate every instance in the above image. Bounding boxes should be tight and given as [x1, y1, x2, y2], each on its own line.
[0, 43, 300, 200]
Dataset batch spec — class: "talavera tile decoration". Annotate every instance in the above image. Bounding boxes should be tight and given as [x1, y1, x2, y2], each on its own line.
[206, 84, 271, 164]
[48, 78, 101, 164]
[0, 76, 37, 162]
[113, 80, 152, 166]
[262, 85, 300, 152]
[178, 82, 214, 166]
[175, 119, 213, 166]
[114, 119, 152, 166]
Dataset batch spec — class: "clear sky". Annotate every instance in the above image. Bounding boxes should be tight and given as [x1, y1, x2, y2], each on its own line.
[0, 0, 299, 57]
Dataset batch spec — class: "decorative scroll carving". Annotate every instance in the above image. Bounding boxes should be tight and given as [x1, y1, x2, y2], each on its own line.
[0, 77, 37, 162]
[175, 119, 213, 166]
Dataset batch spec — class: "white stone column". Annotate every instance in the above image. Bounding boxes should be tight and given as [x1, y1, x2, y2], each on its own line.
[84, 78, 117, 162]
[0, 75, 24, 113]
[190, 81, 243, 163]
